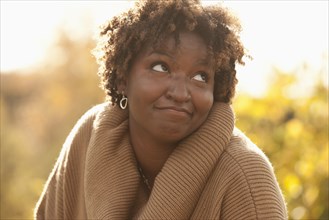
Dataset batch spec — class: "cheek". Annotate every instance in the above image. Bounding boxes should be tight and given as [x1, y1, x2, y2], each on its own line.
[127, 77, 166, 107]
[194, 89, 214, 115]
[190, 89, 213, 132]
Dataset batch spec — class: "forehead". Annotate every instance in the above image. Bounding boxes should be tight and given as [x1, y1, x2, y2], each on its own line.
[141, 32, 212, 60]
[158, 32, 207, 52]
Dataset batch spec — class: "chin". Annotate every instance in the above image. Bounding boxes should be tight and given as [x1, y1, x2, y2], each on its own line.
[157, 128, 193, 144]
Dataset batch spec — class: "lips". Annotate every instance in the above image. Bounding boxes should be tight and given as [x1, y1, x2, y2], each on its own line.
[155, 105, 193, 117]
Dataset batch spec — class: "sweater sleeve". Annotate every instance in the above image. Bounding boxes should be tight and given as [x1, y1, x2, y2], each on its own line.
[34, 105, 102, 219]
[220, 131, 288, 220]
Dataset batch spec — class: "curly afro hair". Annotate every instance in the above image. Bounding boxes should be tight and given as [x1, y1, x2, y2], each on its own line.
[93, 0, 247, 105]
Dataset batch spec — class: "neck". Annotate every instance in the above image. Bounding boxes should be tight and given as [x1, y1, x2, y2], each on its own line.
[129, 129, 176, 186]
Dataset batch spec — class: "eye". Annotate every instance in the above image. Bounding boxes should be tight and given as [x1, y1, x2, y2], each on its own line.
[152, 63, 169, 73]
[192, 72, 208, 83]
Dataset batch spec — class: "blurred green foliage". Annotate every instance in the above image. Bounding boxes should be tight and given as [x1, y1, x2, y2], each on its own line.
[233, 71, 328, 220]
[1, 31, 104, 219]
[1, 31, 328, 220]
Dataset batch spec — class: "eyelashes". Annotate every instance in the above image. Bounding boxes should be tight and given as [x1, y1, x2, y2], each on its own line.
[151, 63, 169, 73]
[192, 72, 208, 83]
[151, 62, 209, 83]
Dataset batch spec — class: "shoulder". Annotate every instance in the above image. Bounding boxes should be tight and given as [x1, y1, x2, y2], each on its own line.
[66, 102, 112, 139]
[60, 102, 113, 158]
[222, 127, 279, 190]
[216, 128, 287, 219]
[75, 102, 112, 128]
[225, 127, 272, 170]
[34, 103, 113, 218]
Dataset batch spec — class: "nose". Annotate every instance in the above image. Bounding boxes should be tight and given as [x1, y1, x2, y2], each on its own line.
[166, 75, 191, 102]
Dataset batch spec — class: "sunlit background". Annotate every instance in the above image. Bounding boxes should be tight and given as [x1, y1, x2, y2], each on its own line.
[1, 1, 328, 219]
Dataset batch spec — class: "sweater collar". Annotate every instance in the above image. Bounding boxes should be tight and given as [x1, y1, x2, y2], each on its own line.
[138, 102, 234, 219]
[85, 102, 234, 219]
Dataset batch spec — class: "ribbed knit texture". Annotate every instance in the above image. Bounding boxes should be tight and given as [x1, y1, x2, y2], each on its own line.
[35, 102, 287, 219]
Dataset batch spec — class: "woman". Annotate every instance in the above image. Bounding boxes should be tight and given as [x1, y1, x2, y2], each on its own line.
[35, 0, 287, 219]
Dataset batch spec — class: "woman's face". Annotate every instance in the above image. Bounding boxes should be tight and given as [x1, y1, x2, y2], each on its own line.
[125, 31, 215, 145]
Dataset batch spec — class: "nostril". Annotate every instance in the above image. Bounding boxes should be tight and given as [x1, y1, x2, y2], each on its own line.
[166, 78, 191, 102]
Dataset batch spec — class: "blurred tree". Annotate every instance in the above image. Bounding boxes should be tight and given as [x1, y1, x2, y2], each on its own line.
[1, 29, 104, 219]
[233, 71, 328, 220]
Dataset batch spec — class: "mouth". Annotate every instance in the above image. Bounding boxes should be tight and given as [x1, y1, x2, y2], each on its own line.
[155, 105, 192, 117]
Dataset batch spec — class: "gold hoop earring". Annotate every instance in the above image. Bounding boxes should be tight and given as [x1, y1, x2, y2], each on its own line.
[120, 93, 128, 109]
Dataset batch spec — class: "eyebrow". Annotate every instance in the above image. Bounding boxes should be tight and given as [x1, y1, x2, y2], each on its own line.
[196, 59, 211, 66]
[147, 49, 212, 67]
[147, 49, 175, 60]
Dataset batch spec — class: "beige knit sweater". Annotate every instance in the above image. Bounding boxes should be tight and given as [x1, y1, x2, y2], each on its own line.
[35, 102, 287, 219]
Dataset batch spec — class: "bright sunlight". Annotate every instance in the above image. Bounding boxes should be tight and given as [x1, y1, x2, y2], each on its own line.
[1, 1, 328, 96]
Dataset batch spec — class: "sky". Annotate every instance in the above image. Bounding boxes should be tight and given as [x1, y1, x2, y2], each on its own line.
[1, 0, 328, 96]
